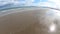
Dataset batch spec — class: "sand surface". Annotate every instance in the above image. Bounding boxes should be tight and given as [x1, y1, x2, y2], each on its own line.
[0, 8, 60, 34]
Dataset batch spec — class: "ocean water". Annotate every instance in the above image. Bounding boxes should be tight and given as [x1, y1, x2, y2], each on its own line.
[0, 0, 60, 10]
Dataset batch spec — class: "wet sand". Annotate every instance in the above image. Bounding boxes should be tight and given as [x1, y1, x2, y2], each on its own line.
[0, 8, 60, 34]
